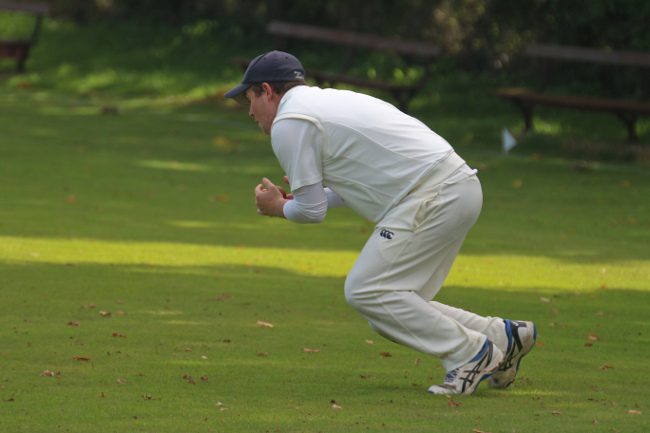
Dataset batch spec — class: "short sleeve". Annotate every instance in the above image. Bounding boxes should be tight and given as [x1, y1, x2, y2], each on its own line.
[271, 118, 323, 191]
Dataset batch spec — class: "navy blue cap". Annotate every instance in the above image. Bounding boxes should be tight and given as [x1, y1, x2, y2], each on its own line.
[224, 51, 305, 100]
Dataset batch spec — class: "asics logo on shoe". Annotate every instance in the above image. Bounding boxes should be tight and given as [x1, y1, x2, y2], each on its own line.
[379, 229, 394, 240]
[458, 340, 495, 393]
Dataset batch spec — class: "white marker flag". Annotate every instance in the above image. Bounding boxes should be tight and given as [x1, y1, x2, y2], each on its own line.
[502, 128, 517, 154]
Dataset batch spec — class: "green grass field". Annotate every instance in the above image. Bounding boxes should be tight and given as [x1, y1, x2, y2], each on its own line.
[1, 18, 649, 433]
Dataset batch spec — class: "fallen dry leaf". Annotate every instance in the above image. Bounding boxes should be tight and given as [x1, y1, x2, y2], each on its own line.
[112, 332, 127, 338]
[83, 304, 97, 309]
[303, 348, 321, 353]
[379, 352, 392, 358]
[551, 410, 562, 415]
[600, 364, 614, 371]
[257, 351, 269, 357]
[211, 194, 231, 203]
[471, 429, 491, 433]
[627, 410, 642, 415]
[587, 333, 599, 341]
[182, 374, 196, 384]
[365, 339, 374, 345]
[447, 397, 462, 408]
[66, 194, 77, 204]
[41, 370, 57, 377]
[67, 321, 80, 327]
[99, 311, 112, 317]
[256, 320, 274, 329]
[116, 378, 127, 385]
[201, 375, 209, 382]
[213, 136, 237, 153]
[72, 355, 91, 362]
[212, 293, 232, 301]
[330, 399, 342, 410]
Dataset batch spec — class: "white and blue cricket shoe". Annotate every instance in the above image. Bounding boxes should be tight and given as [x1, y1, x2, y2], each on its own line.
[489, 319, 537, 388]
[428, 339, 503, 395]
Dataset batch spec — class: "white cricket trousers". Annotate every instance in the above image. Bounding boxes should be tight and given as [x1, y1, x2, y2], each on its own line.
[344, 163, 507, 371]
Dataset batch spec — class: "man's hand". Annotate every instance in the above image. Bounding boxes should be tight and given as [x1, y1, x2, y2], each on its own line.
[255, 178, 287, 217]
[278, 175, 293, 200]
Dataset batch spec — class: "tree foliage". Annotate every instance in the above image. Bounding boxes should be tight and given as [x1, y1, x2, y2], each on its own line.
[22, 0, 650, 70]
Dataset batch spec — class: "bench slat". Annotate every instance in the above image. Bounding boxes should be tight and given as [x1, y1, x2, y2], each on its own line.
[267, 20, 440, 58]
[310, 70, 416, 91]
[494, 88, 650, 114]
[525, 43, 650, 68]
[0, 1, 49, 14]
[234, 59, 416, 92]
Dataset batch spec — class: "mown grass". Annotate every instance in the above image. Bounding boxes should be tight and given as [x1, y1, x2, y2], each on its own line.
[1, 18, 649, 433]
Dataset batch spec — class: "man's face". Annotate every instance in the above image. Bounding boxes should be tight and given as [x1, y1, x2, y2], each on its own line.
[246, 84, 278, 135]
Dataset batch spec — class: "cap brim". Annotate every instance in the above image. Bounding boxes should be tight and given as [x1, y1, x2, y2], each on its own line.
[224, 83, 250, 102]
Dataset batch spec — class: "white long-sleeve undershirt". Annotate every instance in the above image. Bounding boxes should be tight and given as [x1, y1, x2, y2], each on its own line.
[283, 182, 346, 223]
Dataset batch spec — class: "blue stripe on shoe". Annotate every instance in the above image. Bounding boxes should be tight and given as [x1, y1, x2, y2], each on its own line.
[504, 319, 514, 353]
[470, 339, 490, 363]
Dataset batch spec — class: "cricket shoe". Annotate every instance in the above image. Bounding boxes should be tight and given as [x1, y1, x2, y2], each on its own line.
[428, 339, 503, 395]
[489, 319, 537, 389]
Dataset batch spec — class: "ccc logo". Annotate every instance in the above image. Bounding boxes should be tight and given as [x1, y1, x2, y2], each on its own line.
[379, 229, 394, 240]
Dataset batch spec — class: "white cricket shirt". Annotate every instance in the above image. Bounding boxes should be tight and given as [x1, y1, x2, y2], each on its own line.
[271, 86, 460, 223]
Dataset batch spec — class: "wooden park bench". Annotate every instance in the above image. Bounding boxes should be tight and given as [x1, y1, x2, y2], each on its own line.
[261, 20, 441, 112]
[493, 43, 650, 142]
[0, 1, 49, 73]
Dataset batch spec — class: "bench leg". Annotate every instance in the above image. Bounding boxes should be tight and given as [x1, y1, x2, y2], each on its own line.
[513, 100, 535, 133]
[15, 47, 30, 73]
[16, 57, 27, 73]
[394, 90, 413, 113]
[616, 113, 638, 142]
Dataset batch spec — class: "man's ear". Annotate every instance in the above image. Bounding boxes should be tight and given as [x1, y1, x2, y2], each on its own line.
[261, 82, 274, 99]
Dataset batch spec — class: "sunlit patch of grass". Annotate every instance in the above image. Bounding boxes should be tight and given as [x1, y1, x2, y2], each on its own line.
[1, 235, 648, 294]
[137, 159, 211, 172]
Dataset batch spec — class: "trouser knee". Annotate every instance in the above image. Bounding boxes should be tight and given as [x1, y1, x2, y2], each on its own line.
[344, 279, 374, 315]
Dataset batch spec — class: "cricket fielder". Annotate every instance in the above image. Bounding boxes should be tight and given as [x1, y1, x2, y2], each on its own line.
[225, 50, 536, 395]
